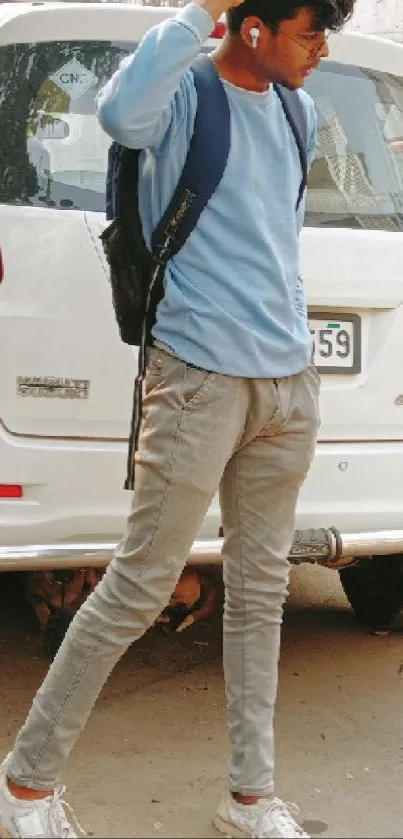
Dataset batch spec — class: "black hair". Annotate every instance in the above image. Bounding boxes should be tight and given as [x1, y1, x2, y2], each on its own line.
[227, 0, 355, 34]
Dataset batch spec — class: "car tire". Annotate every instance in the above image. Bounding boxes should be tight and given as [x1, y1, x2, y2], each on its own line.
[339, 555, 403, 632]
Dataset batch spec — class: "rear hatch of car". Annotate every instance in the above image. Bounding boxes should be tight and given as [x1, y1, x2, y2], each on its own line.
[0, 5, 403, 442]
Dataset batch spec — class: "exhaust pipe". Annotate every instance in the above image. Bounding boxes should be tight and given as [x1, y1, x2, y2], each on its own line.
[1, 527, 403, 572]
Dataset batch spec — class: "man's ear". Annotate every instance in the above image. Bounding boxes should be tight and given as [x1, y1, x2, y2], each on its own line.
[240, 16, 271, 50]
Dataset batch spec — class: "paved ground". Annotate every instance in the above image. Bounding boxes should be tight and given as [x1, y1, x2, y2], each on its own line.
[1, 565, 403, 838]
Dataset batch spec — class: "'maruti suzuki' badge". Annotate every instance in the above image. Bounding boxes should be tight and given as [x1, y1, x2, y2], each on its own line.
[17, 377, 90, 399]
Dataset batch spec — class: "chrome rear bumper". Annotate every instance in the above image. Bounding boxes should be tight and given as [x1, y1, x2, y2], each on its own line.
[1, 528, 403, 572]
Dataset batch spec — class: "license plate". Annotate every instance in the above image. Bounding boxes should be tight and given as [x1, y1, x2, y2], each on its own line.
[308, 313, 361, 374]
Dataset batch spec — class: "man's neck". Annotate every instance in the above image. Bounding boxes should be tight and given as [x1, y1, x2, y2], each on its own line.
[212, 37, 271, 93]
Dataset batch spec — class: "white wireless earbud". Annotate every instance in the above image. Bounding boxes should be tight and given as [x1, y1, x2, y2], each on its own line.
[250, 27, 260, 49]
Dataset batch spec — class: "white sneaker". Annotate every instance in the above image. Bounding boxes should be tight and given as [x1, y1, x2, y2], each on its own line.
[214, 792, 310, 838]
[0, 755, 83, 838]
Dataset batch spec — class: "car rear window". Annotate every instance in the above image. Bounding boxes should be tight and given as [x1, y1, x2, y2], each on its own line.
[0, 40, 138, 212]
[0, 41, 402, 230]
[304, 61, 403, 231]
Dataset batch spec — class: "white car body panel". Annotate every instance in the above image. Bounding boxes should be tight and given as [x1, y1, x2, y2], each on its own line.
[1, 2, 403, 560]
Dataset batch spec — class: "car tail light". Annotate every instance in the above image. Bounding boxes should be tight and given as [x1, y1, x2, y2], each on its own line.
[211, 22, 226, 39]
[0, 485, 23, 498]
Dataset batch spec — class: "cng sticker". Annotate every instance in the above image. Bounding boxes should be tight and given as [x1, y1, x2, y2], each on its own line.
[50, 59, 97, 100]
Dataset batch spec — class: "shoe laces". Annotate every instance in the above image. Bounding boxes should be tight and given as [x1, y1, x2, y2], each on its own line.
[47, 785, 85, 838]
[253, 798, 309, 838]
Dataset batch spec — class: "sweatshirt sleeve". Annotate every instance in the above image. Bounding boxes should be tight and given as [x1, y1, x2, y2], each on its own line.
[96, 3, 214, 151]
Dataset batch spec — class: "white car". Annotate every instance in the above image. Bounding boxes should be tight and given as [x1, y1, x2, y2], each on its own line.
[1, 1, 403, 631]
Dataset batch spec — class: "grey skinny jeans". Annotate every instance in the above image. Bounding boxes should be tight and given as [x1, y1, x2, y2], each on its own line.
[8, 347, 320, 797]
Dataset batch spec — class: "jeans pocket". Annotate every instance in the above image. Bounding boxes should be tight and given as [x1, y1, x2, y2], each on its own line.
[310, 361, 321, 391]
[181, 364, 217, 410]
[306, 363, 321, 432]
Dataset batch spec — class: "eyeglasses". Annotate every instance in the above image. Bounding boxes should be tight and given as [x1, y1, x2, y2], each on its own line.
[278, 29, 329, 59]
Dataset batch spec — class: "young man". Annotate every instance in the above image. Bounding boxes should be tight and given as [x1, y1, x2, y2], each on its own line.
[0, 0, 354, 836]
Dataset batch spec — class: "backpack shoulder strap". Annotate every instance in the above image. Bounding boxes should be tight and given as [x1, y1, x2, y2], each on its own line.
[151, 54, 231, 260]
[274, 85, 308, 211]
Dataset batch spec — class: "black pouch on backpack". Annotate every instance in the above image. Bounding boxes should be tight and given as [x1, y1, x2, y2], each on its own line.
[100, 144, 164, 347]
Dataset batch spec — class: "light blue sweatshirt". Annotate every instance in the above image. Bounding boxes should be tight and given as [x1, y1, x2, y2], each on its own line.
[96, 3, 317, 377]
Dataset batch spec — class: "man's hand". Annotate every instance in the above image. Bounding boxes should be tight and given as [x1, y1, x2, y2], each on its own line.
[195, 0, 244, 24]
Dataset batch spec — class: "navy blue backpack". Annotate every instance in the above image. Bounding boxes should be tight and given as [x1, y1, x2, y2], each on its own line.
[100, 55, 308, 489]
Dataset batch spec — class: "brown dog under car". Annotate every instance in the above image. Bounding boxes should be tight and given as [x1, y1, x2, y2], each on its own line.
[26, 566, 216, 659]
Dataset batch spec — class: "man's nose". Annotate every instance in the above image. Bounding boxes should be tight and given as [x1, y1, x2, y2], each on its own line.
[319, 38, 330, 59]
